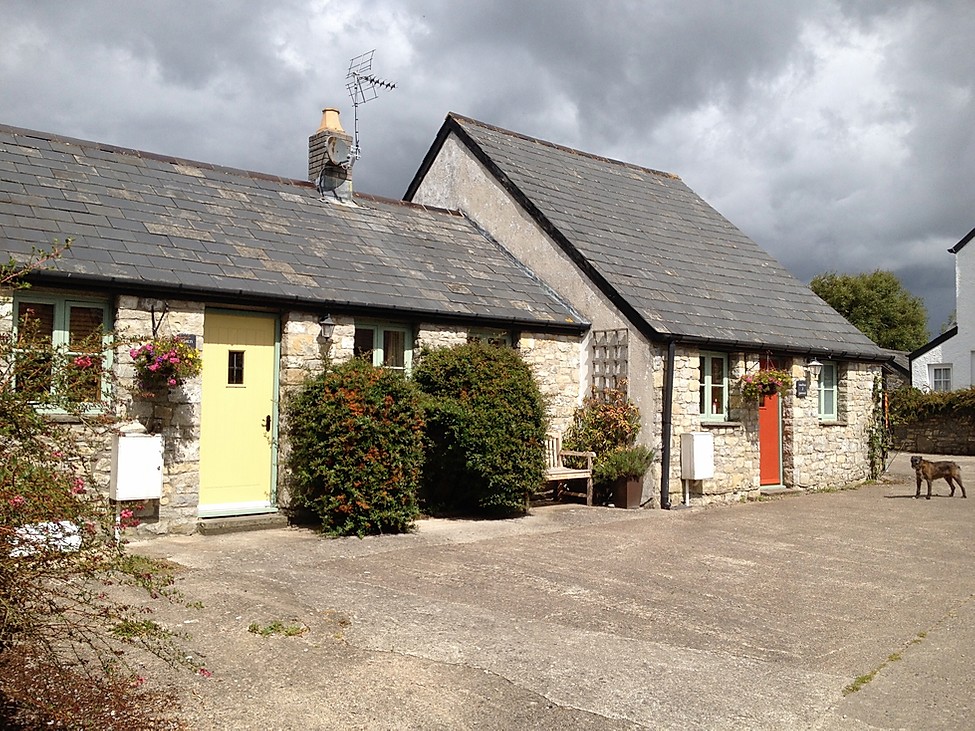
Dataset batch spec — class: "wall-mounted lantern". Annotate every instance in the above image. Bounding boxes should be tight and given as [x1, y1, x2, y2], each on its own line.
[805, 358, 823, 382]
[318, 314, 336, 344]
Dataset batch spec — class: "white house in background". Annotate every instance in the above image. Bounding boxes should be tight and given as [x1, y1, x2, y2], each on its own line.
[910, 225, 975, 391]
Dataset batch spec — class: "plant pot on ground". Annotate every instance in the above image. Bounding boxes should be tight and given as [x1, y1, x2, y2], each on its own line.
[593, 445, 655, 509]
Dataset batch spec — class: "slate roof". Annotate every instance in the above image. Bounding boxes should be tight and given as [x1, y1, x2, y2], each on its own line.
[0, 124, 585, 331]
[407, 114, 887, 360]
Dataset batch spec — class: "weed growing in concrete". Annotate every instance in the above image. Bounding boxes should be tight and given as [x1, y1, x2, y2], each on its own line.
[247, 621, 308, 638]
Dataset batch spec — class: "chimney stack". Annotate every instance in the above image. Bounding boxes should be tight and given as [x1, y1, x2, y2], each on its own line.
[309, 108, 354, 204]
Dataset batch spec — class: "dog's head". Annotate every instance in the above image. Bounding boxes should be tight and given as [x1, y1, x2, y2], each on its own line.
[911, 455, 923, 469]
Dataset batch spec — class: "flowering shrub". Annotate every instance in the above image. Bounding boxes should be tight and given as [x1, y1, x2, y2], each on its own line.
[563, 385, 644, 501]
[739, 369, 793, 400]
[287, 358, 425, 536]
[130, 337, 201, 392]
[2, 246, 202, 726]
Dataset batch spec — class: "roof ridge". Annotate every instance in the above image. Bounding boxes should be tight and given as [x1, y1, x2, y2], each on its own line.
[0, 122, 312, 190]
[446, 112, 681, 181]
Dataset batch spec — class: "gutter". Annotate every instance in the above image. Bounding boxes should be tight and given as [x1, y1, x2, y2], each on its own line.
[658, 338, 676, 510]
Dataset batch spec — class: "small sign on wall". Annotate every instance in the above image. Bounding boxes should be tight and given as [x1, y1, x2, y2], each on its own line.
[796, 379, 809, 398]
[176, 333, 198, 350]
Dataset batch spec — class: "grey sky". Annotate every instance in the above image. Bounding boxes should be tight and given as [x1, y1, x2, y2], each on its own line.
[2, 1, 972, 339]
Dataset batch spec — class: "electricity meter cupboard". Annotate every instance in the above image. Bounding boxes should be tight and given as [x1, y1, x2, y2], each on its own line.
[109, 432, 163, 501]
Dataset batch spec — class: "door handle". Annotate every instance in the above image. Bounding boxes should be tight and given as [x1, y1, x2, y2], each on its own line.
[264, 415, 271, 432]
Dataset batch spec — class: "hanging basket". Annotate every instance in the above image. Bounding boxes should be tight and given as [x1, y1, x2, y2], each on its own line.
[739, 369, 793, 401]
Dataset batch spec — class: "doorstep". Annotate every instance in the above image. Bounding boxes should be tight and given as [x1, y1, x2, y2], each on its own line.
[759, 486, 803, 496]
[197, 512, 289, 535]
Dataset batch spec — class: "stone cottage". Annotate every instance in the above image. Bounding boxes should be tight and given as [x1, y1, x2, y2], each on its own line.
[0, 111, 586, 533]
[406, 113, 891, 506]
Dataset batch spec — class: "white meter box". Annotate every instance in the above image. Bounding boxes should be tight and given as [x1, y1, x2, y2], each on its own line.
[681, 432, 715, 480]
[110, 433, 163, 501]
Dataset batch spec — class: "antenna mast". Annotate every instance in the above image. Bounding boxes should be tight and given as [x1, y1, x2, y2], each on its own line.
[345, 50, 396, 168]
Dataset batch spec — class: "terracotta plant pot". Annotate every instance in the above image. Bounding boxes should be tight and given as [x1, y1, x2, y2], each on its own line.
[612, 476, 642, 509]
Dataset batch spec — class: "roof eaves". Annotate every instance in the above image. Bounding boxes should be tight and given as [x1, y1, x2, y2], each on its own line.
[948, 225, 975, 254]
[23, 269, 589, 335]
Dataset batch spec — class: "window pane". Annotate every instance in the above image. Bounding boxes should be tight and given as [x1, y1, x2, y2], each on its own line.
[711, 356, 725, 383]
[710, 385, 725, 415]
[69, 306, 104, 349]
[382, 330, 405, 369]
[16, 352, 53, 396]
[353, 328, 375, 361]
[17, 302, 55, 346]
[71, 354, 102, 402]
[228, 351, 245, 385]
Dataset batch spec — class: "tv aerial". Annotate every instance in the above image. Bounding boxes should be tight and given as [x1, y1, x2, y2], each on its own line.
[345, 50, 396, 168]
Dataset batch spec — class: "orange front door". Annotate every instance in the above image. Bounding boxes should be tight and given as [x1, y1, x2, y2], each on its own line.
[758, 391, 781, 485]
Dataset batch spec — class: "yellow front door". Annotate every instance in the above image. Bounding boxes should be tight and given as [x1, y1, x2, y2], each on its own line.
[199, 311, 277, 516]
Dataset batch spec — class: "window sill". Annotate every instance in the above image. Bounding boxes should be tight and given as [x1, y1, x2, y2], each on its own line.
[818, 419, 847, 426]
[700, 420, 743, 429]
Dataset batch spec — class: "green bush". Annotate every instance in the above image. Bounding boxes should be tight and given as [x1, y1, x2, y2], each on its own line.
[887, 385, 975, 425]
[413, 342, 546, 517]
[562, 386, 641, 457]
[286, 358, 424, 536]
[593, 445, 655, 484]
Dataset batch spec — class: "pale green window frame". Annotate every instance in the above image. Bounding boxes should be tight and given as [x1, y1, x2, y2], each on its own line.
[699, 352, 728, 421]
[818, 361, 838, 421]
[12, 293, 114, 406]
[353, 322, 413, 372]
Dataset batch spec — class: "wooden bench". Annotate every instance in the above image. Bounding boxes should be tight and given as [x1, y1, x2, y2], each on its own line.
[544, 433, 595, 506]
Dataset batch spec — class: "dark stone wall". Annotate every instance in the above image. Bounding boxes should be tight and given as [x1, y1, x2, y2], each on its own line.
[893, 414, 975, 455]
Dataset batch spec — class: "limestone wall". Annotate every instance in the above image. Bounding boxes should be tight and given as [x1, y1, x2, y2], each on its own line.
[115, 295, 205, 535]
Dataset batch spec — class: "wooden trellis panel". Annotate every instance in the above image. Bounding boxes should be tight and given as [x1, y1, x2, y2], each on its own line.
[592, 329, 628, 394]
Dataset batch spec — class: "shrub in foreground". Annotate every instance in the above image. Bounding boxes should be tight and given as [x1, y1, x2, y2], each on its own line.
[413, 342, 546, 516]
[287, 358, 424, 536]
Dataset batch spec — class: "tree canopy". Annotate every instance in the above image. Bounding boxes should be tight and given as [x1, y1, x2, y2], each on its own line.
[809, 270, 929, 351]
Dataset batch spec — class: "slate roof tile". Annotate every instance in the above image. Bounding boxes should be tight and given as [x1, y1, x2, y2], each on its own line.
[0, 124, 584, 331]
[437, 114, 885, 359]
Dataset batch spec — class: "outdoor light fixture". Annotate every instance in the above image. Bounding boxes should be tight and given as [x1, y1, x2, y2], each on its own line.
[805, 358, 823, 381]
[318, 314, 336, 343]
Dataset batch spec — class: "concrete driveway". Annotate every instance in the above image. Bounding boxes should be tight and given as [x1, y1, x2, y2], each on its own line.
[133, 451, 975, 730]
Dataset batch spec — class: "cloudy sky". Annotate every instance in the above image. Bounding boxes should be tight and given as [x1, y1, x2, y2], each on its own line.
[2, 1, 972, 338]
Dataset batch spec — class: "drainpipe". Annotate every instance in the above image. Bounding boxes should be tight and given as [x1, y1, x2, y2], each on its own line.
[659, 338, 676, 509]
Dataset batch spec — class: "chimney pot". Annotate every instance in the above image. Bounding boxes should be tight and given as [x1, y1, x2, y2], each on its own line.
[317, 108, 346, 134]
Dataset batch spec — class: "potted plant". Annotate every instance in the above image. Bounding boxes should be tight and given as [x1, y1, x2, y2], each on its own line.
[593, 445, 655, 509]
[130, 336, 202, 395]
[739, 369, 793, 401]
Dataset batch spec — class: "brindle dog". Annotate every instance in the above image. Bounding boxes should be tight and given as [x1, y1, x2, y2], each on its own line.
[911, 455, 966, 500]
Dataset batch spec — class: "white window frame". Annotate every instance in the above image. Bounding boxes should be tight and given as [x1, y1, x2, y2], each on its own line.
[12, 293, 113, 406]
[353, 322, 412, 372]
[699, 352, 728, 422]
[931, 364, 952, 392]
[818, 361, 838, 421]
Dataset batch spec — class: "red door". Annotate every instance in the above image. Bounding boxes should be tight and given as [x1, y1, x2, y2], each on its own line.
[758, 391, 781, 485]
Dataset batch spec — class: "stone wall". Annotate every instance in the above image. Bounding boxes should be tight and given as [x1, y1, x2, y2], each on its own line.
[893, 415, 975, 455]
[657, 348, 882, 507]
[115, 295, 204, 535]
[518, 332, 583, 435]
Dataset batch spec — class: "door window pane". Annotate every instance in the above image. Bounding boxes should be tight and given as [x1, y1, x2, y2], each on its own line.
[228, 351, 245, 385]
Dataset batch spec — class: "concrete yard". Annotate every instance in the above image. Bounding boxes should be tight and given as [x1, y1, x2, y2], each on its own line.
[133, 452, 975, 729]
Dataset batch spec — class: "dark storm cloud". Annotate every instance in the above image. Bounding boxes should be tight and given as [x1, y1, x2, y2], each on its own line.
[1, 0, 971, 335]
